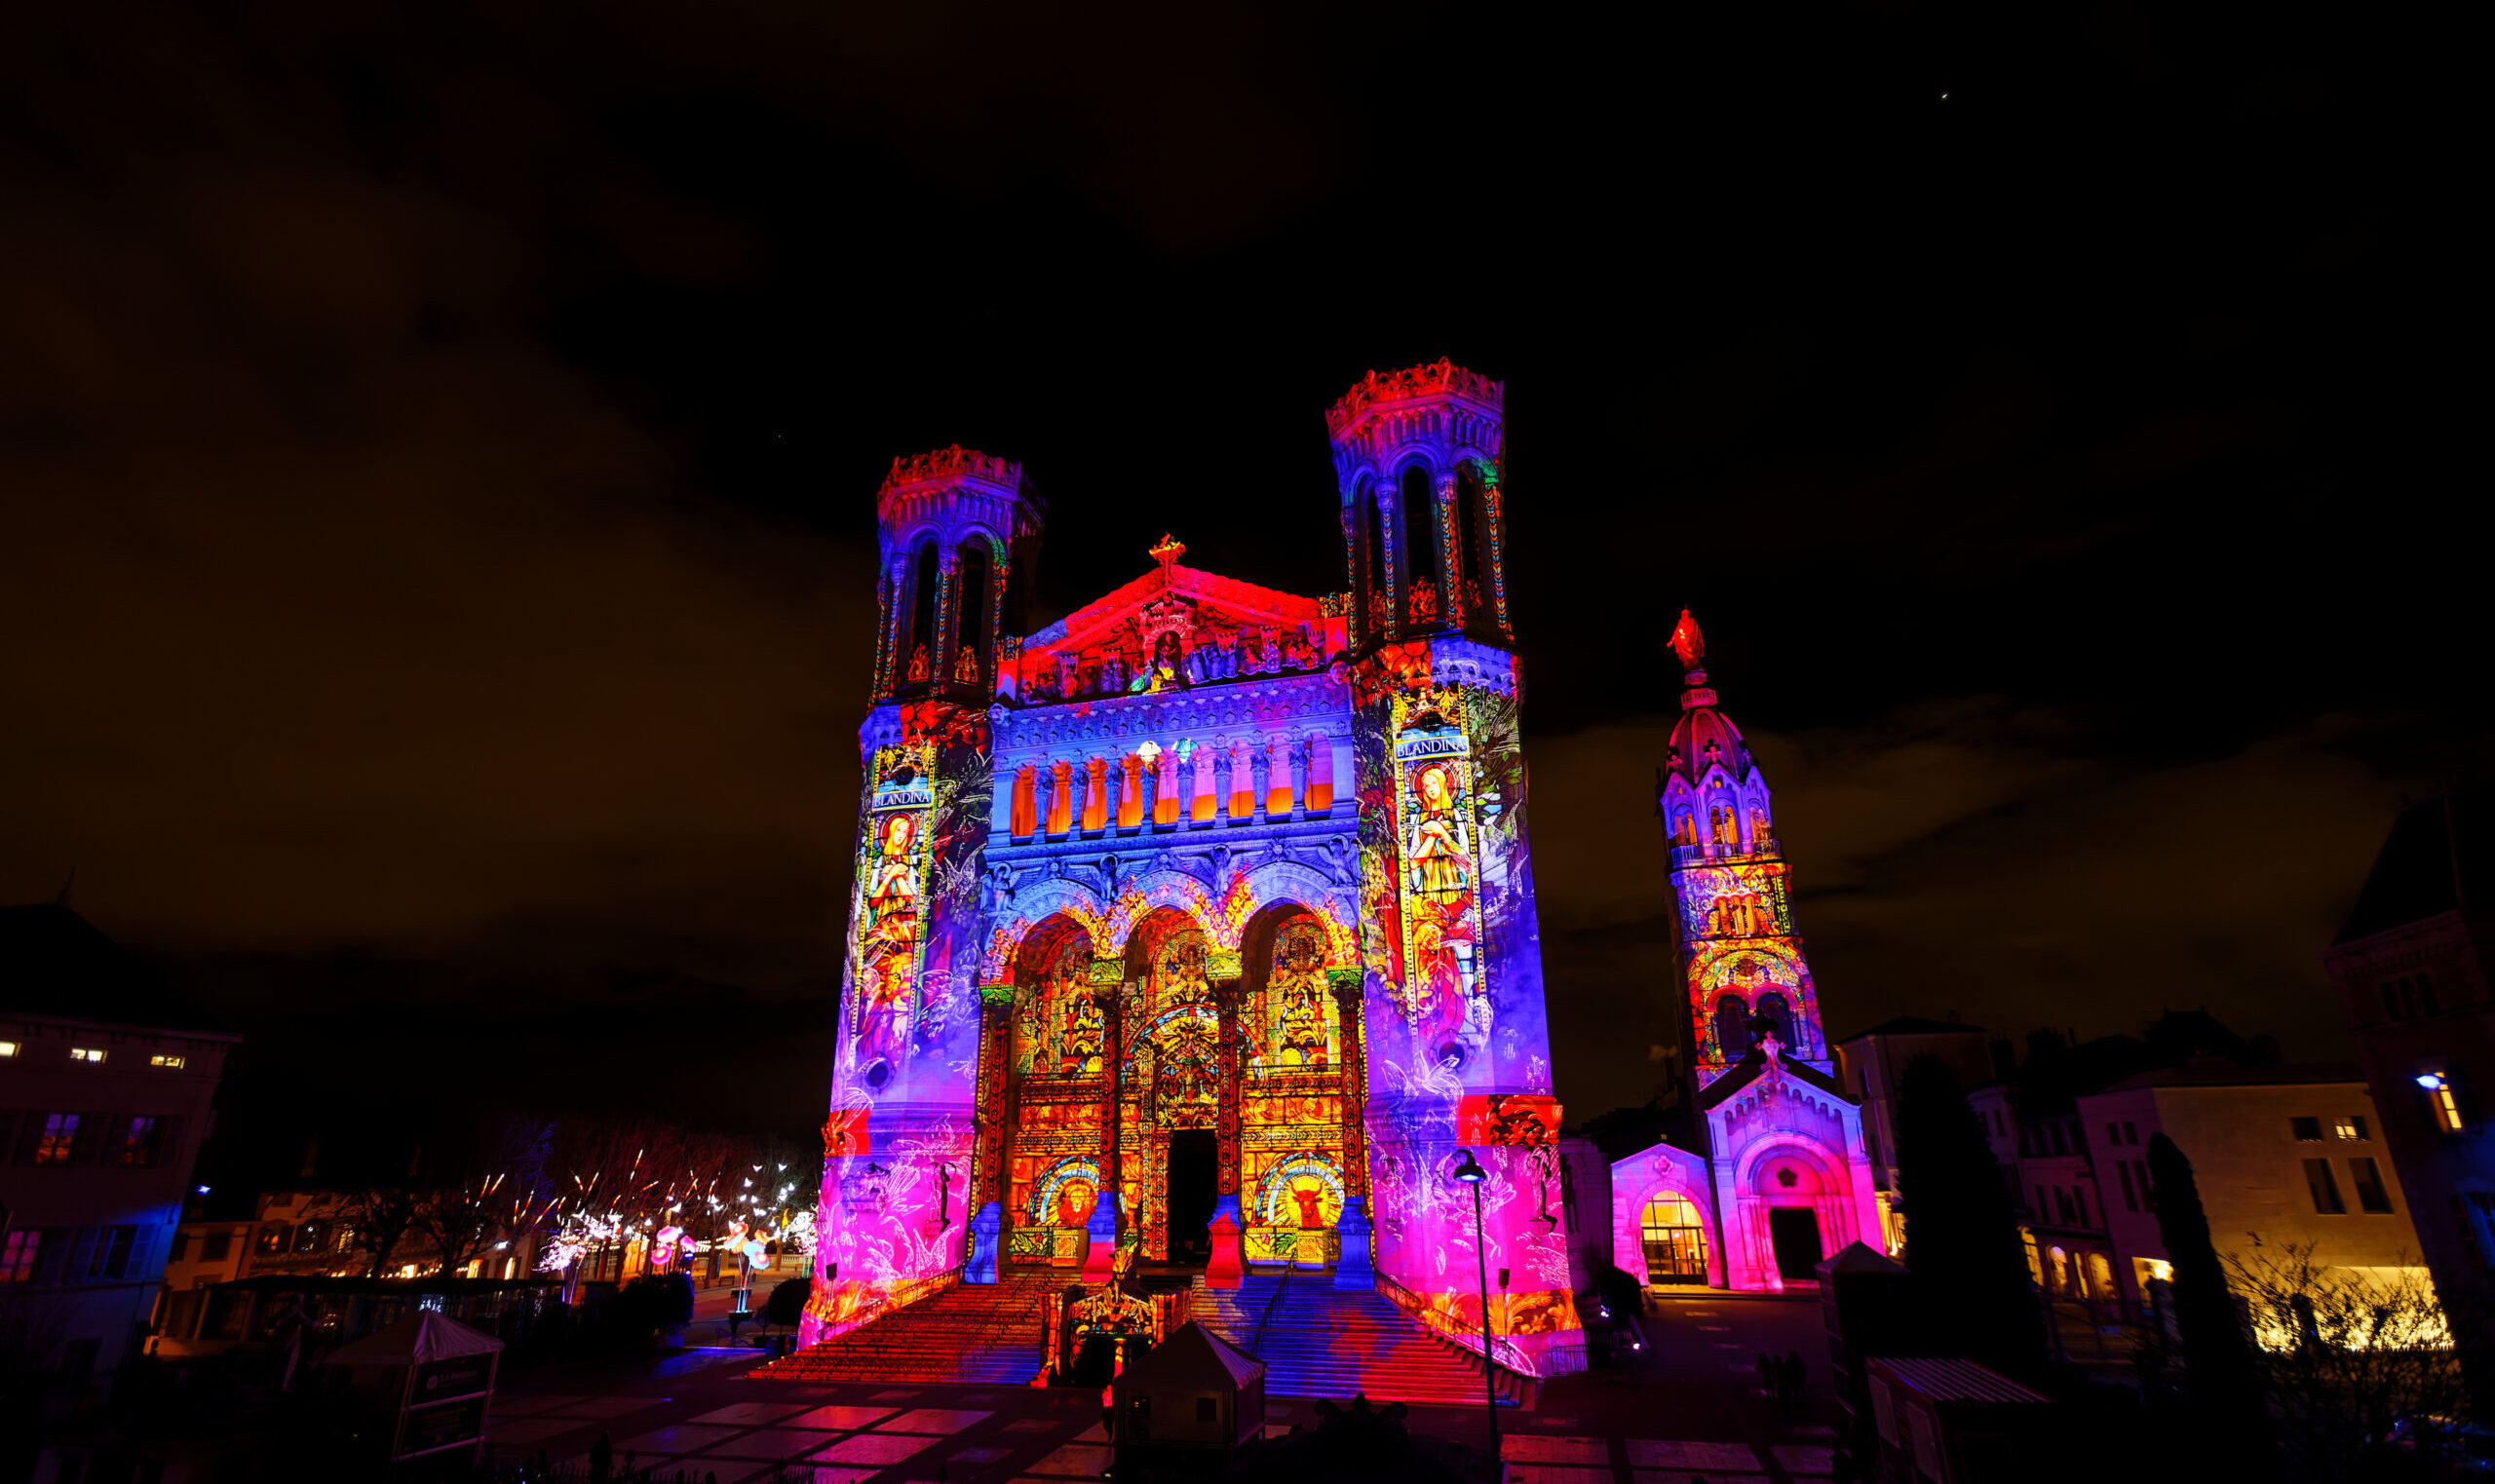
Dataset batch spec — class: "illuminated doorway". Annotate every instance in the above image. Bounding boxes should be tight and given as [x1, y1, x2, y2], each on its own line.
[1167, 1129, 1218, 1264]
[1640, 1194, 1709, 1285]
[1768, 1207, 1823, 1281]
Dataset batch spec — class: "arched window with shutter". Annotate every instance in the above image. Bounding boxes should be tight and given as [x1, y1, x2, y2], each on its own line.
[1400, 465, 1438, 623]
[955, 542, 992, 684]
[906, 541, 940, 682]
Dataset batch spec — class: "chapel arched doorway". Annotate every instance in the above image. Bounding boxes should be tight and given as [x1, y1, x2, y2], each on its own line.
[1639, 1194, 1709, 1285]
[1750, 1148, 1835, 1285]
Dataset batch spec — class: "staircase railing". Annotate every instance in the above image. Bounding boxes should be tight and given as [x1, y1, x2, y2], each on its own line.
[1372, 1271, 1539, 1405]
[1248, 1273, 1288, 1357]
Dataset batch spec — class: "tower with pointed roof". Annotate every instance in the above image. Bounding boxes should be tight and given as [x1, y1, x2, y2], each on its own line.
[1610, 616, 1881, 1293]
[1655, 612, 1829, 1085]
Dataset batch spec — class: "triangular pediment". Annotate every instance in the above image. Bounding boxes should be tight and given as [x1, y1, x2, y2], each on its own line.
[1027, 563, 1325, 654]
[1002, 543, 1350, 704]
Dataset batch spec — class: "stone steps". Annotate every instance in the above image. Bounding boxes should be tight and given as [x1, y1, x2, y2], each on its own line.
[750, 1272, 1056, 1386]
[1193, 1275, 1492, 1405]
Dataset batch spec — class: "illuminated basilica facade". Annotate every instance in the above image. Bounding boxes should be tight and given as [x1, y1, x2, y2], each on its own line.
[806, 362, 1584, 1374]
[1608, 616, 1883, 1292]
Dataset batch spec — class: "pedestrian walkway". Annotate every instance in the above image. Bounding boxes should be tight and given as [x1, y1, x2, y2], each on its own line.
[476, 1288, 1848, 1482]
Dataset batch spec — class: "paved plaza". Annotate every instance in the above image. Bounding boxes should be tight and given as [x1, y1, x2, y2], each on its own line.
[478, 1289, 1840, 1483]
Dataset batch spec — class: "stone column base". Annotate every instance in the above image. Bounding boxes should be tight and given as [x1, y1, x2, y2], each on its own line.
[965, 1201, 1003, 1284]
[1081, 1195, 1123, 1281]
[1332, 1197, 1376, 1291]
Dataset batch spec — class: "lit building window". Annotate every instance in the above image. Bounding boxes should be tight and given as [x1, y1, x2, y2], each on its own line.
[33, 1113, 80, 1164]
[0, 1041, 18, 1057]
[2419, 1072, 2467, 1132]
[150, 1053, 186, 1070]
[70, 1047, 105, 1063]
[119, 1116, 160, 1167]
[2335, 1115, 2368, 1141]
[0, 1230, 41, 1282]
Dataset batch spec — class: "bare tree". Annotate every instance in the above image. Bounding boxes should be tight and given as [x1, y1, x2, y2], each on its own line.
[333, 1185, 421, 1279]
[408, 1113, 558, 1279]
[2224, 1238, 2469, 1482]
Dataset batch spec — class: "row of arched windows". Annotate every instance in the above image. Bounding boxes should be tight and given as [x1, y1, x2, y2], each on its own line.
[887, 536, 1020, 694]
[1713, 992, 1795, 1062]
[1353, 463, 1497, 642]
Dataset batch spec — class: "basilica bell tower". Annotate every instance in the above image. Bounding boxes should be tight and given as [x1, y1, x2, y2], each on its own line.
[1332, 361, 1583, 1366]
[809, 448, 1043, 1336]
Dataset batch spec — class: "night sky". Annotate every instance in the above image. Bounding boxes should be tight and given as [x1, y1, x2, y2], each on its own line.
[2, 3, 2474, 1151]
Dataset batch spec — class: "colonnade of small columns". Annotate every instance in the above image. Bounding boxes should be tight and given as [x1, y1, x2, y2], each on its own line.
[1664, 780, 1778, 858]
[1004, 734, 1337, 840]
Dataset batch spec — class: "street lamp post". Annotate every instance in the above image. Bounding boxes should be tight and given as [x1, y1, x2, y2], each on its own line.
[1449, 1149, 1499, 1461]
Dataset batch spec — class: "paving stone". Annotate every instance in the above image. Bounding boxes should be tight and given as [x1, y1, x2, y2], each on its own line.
[1502, 1434, 1610, 1465]
[487, 1393, 584, 1416]
[569, 1454, 681, 1477]
[1633, 1474, 1768, 1484]
[786, 1405, 898, 1429]
[815, 1432, 939, 1465]
[1001, 1418, 1063, 1434]
[480, 1419, 579, 1446]
[618, 1425, 741, 1455]
[737, 1467, 879, 1484]
[1507, 1468, 1615, 1484]
[553, 1396, 661, 1419]
[1027, 1442, 1114, 1475]
[881, 1407, 995, 1432]
[697, 1427, 841, 1460]
[869, 1388, 922, 1401]
[693, 1401, 815, 1426]
[1628, 1440, 1760, 1470]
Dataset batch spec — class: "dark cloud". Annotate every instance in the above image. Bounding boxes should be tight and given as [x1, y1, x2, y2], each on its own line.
[1532, 704, 2403, 1116]
[0, 0, 2474, 1144]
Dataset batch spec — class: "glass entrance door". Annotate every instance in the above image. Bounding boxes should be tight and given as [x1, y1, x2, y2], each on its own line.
[1639, 1194, 1709, 1284]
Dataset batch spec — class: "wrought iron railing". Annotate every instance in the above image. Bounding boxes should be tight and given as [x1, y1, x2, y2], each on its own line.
[1371, 1270, 1539, 1395]
[1249, 1272, 1288, 1358]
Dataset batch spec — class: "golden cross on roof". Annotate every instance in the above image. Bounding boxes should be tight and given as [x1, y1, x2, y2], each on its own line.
[1150, 533, 1186, 582]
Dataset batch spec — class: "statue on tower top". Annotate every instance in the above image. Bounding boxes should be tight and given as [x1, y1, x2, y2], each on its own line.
[1670, 609, 1706, 673]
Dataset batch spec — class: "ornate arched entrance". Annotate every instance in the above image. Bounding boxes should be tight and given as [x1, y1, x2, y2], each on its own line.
[976, 893, 1367, 1270]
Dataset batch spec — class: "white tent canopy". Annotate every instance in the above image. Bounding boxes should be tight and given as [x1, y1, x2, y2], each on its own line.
[326, 1310, 505, 1368]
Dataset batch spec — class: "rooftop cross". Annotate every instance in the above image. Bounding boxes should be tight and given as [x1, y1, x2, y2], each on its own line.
[1150, 533, 1186, 585]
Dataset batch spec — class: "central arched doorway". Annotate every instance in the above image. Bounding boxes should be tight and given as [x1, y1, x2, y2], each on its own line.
[1128, 909, 1221, 1263]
